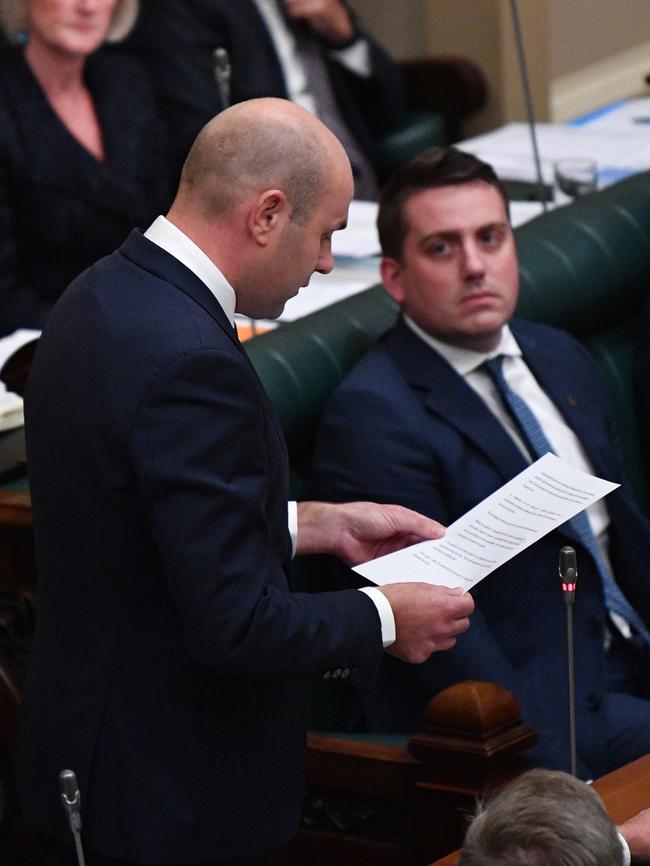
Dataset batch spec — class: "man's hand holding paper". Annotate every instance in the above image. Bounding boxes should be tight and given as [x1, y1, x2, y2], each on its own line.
[379, 583, 474, 663]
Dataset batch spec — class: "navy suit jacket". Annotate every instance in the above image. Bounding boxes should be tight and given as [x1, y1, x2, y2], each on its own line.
[126, 0, 405, 182]
[18, 230, 383, 863]
[0, 46, 170, 335]
[309, 318, 650, 778]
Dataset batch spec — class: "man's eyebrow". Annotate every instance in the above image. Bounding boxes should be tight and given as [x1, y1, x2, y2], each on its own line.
[418, 229, 460, 246]
[418, 221, 509, 246]
[478, 220, 509, 232]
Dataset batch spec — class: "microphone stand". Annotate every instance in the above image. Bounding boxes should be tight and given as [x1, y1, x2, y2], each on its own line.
[509, 0, 549, 211]
[559, 546, 578, 776]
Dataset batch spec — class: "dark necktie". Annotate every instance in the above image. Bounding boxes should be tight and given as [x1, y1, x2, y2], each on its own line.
[483, 355, 650, 643]
[276, 2, 378, 200]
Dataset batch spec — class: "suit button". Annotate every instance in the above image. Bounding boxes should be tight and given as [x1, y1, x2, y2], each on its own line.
[341, 668, 350, 679]
[586, 616, 602, 634]
[332, 668, 342, 679]
[322, 670, 331, 680]
[348, 667, 360, 683]
[586, 693, 601, 711]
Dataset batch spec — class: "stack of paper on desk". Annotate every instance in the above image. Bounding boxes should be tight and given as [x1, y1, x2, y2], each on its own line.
[460, 122, 650, 186]
[331, 200, 380, 259]
[0, 328, 41, 432]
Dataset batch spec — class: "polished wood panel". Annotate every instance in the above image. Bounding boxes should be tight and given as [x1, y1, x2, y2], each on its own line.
[0, 488, 35, 595]
[282, 682, 537, 865]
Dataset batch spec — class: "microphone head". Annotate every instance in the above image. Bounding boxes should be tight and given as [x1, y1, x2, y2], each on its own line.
[59, 769, 80, 806]
[559, 545, 577, 590]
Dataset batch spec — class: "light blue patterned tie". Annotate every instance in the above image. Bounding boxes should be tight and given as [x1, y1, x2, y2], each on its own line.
[483, 355, 650, 643]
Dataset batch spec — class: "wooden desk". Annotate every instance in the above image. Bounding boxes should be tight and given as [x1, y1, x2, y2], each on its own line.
[0, 479, 34, 594]
[429, 754, 650, 866]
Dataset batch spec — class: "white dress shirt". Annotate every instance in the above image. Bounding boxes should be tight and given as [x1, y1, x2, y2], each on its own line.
[619, 831, 632, 866]
[144, 217, 396, 647]
[145, 215, 236, 325]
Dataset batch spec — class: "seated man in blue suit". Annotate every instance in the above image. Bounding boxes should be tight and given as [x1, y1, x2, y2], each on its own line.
[127, 0, 405, 197]
[309, 147, 650, 780]
[18, 102, 474, 866]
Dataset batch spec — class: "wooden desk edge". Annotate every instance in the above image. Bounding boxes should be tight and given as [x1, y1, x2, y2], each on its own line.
[0, 489, 32, 526]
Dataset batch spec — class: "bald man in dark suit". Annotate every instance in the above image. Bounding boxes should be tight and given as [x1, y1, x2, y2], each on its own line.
[18, 101, 473, 866]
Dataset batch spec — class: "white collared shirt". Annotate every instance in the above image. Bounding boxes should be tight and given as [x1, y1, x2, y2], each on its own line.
[144, 216, 236, 326]
[619, 832, 632, 866]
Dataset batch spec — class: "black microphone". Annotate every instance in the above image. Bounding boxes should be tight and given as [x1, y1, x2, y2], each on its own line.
[59, 770, 86, 866]
[558, 546, 578, 776]
[213, 47, 231, 108]
[559, 545, 578, 600]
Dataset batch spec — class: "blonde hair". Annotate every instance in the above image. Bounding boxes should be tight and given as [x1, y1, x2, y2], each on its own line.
[0, 0, 139, 44]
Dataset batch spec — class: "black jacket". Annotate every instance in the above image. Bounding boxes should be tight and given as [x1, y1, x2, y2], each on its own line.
[127, 0, 406, 182]
[0, 46, 171, 335]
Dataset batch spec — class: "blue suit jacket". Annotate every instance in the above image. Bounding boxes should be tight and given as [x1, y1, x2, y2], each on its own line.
[18, 230, 383, 863]
[126, 0, 406, 182]
[309, 318, 650, 778]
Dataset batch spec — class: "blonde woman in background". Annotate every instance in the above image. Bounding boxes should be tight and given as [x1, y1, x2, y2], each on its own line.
[0, 0, 170, 335]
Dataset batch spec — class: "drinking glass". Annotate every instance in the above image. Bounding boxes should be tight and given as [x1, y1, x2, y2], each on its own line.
[553, 158, 598, 203]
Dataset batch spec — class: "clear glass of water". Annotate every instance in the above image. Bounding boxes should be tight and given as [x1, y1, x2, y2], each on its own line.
[553, 158, 598, 204]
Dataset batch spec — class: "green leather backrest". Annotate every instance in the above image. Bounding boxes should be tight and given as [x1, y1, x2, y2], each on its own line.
[373, 111, 448, 174]
[245, 170, 650, 507]
[515, 171, 650, 334]
[245, 285, 398, 497]
[514, 171, 650, 509]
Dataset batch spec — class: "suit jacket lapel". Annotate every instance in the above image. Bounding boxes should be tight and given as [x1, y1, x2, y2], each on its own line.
[384, 320, 528, 483]
[505, 323, 602, 548]
[119, 229, 240, 350]
[513, 324, 598, 466]
[385, 320, 607, 549]
[119, 231, 291, 465]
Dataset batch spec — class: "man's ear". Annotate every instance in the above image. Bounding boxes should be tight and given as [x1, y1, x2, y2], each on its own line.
[380, 257, 406, 304]
[248, 189, 291, 246]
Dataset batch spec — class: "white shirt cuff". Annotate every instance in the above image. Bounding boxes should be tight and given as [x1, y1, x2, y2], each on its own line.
[618, 831, 631, 866]
[359, 586, 396, 648]
[330, 38, 371, 78]
[288, 500, 298, 557]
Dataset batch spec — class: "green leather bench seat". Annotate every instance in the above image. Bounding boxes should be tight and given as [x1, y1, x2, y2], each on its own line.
[246, 286, 399, 499]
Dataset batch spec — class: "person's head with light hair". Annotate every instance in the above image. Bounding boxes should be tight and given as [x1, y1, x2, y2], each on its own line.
[458, 769, 624, 866]
[0, 0, 139, 45]
[168, 97, 354, 321]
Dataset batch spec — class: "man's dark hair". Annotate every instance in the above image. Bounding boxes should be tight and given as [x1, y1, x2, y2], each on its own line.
[377, 147, 509, 261]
